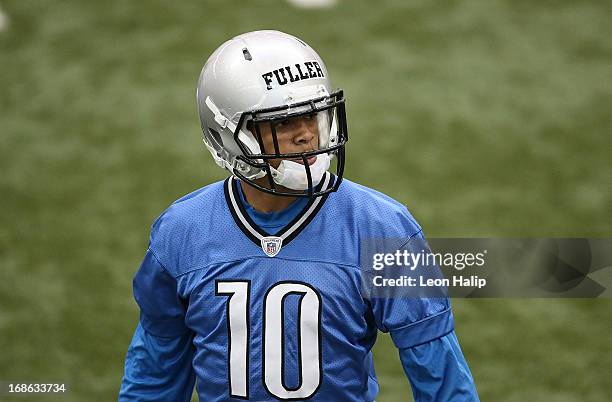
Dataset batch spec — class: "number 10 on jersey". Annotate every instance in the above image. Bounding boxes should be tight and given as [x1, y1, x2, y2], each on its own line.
[216, 280, 323, 400]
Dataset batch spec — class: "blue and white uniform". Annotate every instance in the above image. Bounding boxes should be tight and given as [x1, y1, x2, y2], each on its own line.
[119, 174, 479, 401]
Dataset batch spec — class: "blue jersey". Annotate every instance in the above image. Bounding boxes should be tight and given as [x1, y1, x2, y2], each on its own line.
[120, 173, 460, 401]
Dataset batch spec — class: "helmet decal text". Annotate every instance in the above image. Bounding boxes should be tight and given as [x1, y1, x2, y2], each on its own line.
[262, 61, 324, 90]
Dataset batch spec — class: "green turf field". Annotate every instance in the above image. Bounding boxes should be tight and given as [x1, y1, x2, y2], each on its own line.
[1, 0, 611, 400]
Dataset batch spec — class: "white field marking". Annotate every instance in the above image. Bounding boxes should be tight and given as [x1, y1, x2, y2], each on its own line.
[287, 0, 337, 9]
[0, 5, 8, 32]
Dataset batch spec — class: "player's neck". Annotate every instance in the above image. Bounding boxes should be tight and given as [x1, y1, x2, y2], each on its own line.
[239, 179, 298, 213]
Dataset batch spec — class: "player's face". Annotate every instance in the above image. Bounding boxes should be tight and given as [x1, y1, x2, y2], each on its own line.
[251, 114, 320, 169]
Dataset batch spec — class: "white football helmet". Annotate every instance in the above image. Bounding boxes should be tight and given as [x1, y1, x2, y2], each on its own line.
[196, 30, 348, 197]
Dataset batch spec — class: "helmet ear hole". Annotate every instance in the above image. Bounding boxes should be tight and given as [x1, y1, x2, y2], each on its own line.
[208, 128, 223, 147]
[205, 128, 225, 155]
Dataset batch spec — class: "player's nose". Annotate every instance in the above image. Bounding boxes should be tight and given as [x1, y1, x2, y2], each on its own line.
[294, 119, 316, 145]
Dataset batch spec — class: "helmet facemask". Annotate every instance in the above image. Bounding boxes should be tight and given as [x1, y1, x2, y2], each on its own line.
[232, 89, 348, 197]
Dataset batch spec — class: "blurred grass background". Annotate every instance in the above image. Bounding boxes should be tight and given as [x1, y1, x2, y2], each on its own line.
[1, 0, 611, 400]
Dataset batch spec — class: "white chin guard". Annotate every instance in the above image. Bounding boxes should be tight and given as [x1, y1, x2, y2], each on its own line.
[270, 153, 331, 190]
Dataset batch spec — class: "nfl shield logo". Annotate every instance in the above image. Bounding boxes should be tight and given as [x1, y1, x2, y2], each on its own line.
[261, 236, 283, 257]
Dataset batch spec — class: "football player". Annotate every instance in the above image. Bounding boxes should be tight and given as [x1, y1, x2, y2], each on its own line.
[119, 30, 479, 401]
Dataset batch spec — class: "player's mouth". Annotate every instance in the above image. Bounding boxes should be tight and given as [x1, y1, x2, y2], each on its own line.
[290, 155, 317, 166]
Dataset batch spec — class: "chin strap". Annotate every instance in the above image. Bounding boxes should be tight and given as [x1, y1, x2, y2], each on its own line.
[269, 153, 331, 190]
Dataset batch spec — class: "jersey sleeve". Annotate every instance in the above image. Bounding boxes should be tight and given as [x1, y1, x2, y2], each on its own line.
[119, 323, 196, 402]
[369, 292, 454, 348]
[367, 231, 455, 348]
[119, 245, 195, 400]
[398, 331, 480, 401]
[133, 248, 189, 337]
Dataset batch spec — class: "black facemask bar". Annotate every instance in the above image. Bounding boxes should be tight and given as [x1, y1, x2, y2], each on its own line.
[232, 89, 348, 197]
